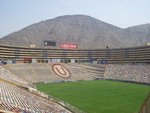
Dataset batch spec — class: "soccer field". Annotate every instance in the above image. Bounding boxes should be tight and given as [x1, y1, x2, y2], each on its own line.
[36, 80, 150, 113]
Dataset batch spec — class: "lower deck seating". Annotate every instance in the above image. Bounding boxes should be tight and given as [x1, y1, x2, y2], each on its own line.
[3, 63, 150, 84]
[0, 63, 150, 113]
[4, 63, 105, 83]
[105, 63, 150, 83]
[0, 82, 71, 113]
[0, 65, 32, 88]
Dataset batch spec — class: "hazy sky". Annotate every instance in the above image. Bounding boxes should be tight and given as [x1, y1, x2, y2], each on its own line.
[0, 0, 150, 38]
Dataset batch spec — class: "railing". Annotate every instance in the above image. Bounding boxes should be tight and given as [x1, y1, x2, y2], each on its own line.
[48, 94, 86, 113]
[139, 92, 150, 113]
[29, 87, 85, 113]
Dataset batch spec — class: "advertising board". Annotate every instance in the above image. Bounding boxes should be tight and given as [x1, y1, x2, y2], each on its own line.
[60, 43, 77, 49]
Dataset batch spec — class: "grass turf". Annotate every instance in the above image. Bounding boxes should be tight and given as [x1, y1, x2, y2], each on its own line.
[36, 80, 150, 113]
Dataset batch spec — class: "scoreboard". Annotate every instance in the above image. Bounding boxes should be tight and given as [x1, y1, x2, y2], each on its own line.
[44, 40, 56, 47]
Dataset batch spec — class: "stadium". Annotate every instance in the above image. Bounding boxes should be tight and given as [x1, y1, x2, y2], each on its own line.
[0, 43, 150, 113]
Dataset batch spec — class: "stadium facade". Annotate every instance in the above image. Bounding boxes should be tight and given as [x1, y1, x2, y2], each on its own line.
[0, 44, 150, 64]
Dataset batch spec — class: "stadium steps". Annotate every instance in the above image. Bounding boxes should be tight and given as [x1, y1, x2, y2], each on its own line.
[3, 64, 56, 83]
[66, 63, 105, 79]
[55, 63, 93, 81]
[79, 63, 105, 78]
[0, 65, 33, 88]
[3, 63, 106, 83]
[0, 81, 71, 113]
[105, 64, 150, 84]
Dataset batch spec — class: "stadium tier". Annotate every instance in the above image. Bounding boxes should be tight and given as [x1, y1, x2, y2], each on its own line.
[3, 63, 105, 83]
[0, 65, 73, 113]
[0, 65, 33, 88]
[0, 81, 71, 113]
[3, 63, 150, 84]
[105, 63, 150, 83]
[0, 44, 150, 63]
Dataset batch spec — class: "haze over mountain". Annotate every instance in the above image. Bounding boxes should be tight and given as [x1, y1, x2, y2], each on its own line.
[0, 15, 150, 49]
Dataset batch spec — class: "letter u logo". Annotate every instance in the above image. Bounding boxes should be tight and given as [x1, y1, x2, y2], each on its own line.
[52, 64, 71, 78]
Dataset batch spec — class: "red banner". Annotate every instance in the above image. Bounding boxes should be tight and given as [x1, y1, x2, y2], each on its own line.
[60, 43, 77, 49]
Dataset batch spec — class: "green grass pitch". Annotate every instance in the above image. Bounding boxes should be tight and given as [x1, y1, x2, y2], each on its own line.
[36, 80, 150, 113]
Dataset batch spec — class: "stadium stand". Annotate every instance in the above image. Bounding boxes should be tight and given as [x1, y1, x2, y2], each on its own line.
[3, 62, 150, 84]
[0, 44, 150, 63]
[105, 64, 150, 84]
[0, 44, 150, 113]
[78, 63, 105, 78]
[3, 63, 57, 83]
[0, 65, 33, 88]
[0, 81, 71, 113]
[3, 63, 105, 83]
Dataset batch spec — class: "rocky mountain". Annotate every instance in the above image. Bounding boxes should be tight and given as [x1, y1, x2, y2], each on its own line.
[0, 15, 150, 49]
